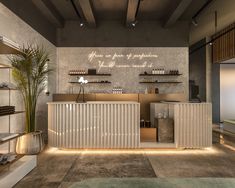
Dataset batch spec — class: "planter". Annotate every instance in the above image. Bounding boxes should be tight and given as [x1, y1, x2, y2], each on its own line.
[16, 130, 44, 155]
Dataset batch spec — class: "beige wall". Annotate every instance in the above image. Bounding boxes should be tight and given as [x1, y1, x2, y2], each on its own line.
[190, 0, 235, 45]
[0, 3, 57, 149]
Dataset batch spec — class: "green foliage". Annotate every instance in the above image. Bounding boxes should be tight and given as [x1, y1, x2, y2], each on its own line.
[9, 45, 52, 133]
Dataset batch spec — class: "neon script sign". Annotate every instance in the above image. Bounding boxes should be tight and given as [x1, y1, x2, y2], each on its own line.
[88, 51, 158, 71]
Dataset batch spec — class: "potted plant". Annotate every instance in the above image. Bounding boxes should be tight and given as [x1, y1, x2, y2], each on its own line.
[9, 45, 52, 154]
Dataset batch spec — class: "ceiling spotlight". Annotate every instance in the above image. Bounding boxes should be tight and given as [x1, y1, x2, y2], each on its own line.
[192, 19, 198, 26]
[131, 20, 138, 27]
[209, 42, 213, 46]
[80, 22, 84, 27]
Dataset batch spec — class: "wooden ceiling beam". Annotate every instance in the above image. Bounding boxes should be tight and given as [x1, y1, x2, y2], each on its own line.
[32, 0, 64, 28]
[164, 0, 192, 28]
[77, 0, 96, 27]
[126, 0, 139, 26]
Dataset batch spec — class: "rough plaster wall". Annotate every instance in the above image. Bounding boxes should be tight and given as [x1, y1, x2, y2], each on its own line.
[0, 3, 56, 149]
[190, 0, 235, 45]
[57, 47, 188, 96]
[57, 21, 189, 47]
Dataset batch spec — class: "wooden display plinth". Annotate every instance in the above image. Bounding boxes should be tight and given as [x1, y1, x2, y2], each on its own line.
[140, 128, 157, 142]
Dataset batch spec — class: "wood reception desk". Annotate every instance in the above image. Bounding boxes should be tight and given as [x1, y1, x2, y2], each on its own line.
[48, 101, 140, 149]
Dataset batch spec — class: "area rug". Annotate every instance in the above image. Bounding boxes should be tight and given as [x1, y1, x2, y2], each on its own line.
[69, 178, 235, 188]
[63, 154, 156, 182]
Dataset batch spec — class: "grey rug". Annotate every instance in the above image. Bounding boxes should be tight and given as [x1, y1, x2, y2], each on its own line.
[69, 178, 235, 188]
[63, 154, 156, 182]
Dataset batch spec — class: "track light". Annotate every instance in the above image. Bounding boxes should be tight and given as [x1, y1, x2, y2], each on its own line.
[131, 20, 138, 27]
[192, 19, 198, 26]
[80, 22, 84, 27]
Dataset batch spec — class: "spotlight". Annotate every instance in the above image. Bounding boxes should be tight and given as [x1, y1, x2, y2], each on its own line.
[131, 20, 138, 27]
[209, 42, 213, 46]
[192, 19, 198, 26]
[80, 22, 84, 27]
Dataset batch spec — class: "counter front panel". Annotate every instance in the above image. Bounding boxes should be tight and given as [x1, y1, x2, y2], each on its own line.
[48, 102, 140, 149]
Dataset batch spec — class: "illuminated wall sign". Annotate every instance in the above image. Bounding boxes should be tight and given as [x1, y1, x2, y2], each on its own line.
[88, 51, 158, 71]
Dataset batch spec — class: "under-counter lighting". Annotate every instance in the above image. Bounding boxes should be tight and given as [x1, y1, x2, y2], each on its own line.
[44, 147, 220, 155]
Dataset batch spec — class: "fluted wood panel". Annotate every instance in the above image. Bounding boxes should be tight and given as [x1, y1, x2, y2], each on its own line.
[212, 23, 235, 63]
[48, 102, 140, 148]
[174, 103, 212, 148]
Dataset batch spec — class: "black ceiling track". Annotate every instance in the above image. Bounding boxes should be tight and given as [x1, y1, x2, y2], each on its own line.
[192, 0, 214, 21]
[190, 25, 235, 54]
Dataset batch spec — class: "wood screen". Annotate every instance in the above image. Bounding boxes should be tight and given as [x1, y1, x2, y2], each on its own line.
[212, 23, 235, 63]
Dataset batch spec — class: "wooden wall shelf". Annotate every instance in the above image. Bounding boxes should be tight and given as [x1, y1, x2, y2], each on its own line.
[69, 73, 111, 76]
[139, 81, 182, 84]
[69, 81, 111, 84]
[139, 74, 182, 76]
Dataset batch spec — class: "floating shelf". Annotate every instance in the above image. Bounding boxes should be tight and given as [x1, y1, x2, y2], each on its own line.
[0, 63, 12, 69]
[0, 111, 25, 117]
[69, 73, 111, 76]
[0, 36, 22, 54]
[0, 88, 18, 91]
[139, 74, 182, 76]
[0, 133, 25, 144]
[139, 81, 182, 84]
[69, 81, 111, 84]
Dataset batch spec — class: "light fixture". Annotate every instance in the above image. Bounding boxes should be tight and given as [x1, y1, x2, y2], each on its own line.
[80, 22, 84, 27]
[131, 20, 138, 27]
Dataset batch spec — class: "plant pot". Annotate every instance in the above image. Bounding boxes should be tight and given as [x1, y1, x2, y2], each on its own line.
[16, 130, 45, 155]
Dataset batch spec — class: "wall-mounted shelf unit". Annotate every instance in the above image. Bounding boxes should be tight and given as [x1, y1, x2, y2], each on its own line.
[139, 74, 182, 76]
[69, 73, 111, 76]
[139, 81, 182, 84]
[0, 88, 18, 91]
[0, 63, 12, 69]
[69, 81, 111, 84]
[0, 133, 25, 144]
[0, 36, 22, 54]
[0, 111, 25, 117]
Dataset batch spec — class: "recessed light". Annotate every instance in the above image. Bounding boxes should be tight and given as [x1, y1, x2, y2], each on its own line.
[80, 22, 84, 27]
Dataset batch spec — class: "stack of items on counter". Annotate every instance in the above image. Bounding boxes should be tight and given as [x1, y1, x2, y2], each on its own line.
[0, 106, 15, 116]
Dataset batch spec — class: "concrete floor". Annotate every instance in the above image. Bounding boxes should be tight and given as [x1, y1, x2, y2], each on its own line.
[14, 144, 235, 188]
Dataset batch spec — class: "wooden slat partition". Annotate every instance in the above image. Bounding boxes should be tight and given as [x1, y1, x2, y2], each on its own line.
[212, 23, 235, 63]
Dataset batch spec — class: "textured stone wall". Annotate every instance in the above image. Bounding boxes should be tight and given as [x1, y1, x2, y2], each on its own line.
[0, 3, 56, 148]
[57, 47, 188, 96]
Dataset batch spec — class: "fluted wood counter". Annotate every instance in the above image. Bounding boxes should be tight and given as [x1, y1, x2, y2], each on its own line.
[48, 101, 140, 149]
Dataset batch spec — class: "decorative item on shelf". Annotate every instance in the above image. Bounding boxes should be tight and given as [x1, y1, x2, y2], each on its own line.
[155, 87, 159, 94]
[0, 82, 17, 90]
[76, 76, 88, 103]
[69, 69, 86, 75]
[0, 106, 15, 116]
[112, 87, 123, 94]
[88, 68, 96, 75]
[9, 44, 52, 154]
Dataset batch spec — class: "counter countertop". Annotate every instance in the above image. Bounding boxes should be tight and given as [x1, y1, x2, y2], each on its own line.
[47, 101, 140, 104]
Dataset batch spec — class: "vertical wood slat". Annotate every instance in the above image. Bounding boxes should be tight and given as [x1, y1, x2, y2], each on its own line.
[212, 23, 235, 63]
[48, 103, 140, 148]
[174, 103, 212, 148]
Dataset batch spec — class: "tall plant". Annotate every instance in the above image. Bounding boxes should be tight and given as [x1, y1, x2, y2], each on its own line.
[9, 45, 52, 133]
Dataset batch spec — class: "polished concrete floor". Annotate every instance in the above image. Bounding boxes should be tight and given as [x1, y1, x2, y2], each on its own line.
[14, 144, 235, 188]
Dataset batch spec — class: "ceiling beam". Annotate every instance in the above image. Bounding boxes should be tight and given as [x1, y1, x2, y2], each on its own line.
[126, 0, 139, 26]
[32, 0, 64, 28]
[164, 0, 192, 28]
[77, 0, 96, 27]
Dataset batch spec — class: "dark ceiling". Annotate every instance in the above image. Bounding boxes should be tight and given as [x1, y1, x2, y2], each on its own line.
[40, 0, 208, 26]
[0, 0, 212, 45]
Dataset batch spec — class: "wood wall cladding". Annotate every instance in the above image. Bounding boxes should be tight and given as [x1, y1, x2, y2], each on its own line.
[212, 23, 235, 63]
